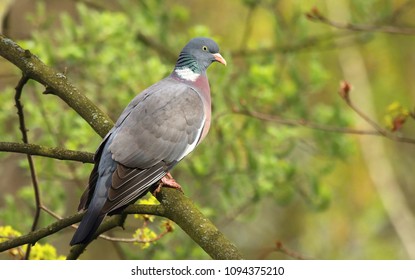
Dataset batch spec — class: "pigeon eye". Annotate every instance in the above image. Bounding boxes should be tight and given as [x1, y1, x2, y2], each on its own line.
[202, 46, 208, 51]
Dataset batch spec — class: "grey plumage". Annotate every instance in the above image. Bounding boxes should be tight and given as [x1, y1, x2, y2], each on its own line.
[70, 37, 226, 245]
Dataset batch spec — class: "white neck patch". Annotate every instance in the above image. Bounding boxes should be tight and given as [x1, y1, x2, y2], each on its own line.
[175, 68, 200, 82]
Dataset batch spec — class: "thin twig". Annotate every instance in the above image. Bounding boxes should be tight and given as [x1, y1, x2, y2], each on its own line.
[66, 214, 128, 259]
[235, 78, 415, 144]
[231, 31, 355, 57]
[100, 220, 173, 243]
[136, 32, 177, 63]
[40, 205, 64, 221]
[259, 241, 309, 260]
[339, 82, 415, 144]
[306, 6, 415, 35]
[14, 75, 30, 145]
[386, 0, 415, 24]
[234, 91, 415, 145]
[14, 74, 41, 259]
[234, 108, 380, 136]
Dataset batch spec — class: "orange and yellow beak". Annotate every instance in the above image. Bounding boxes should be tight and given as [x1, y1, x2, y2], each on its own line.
[213, 53, 227, 66]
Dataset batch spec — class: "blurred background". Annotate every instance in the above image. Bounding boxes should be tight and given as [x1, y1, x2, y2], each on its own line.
[1, 0, 415, 259]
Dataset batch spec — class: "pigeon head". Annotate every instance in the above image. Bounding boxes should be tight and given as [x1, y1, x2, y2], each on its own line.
[174, 37, 226, 81]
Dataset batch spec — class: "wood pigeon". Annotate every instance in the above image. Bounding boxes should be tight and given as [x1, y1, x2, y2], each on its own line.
[70, 37, 226, 245]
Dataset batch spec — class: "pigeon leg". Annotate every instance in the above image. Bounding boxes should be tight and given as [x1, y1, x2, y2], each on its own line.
[152, 172, 183, 195]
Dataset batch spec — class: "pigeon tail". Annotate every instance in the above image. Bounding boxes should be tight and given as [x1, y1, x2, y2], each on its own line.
[70, 140, 115, 245]
[70, 170, 111, 245]
[70, 208, 106, 245]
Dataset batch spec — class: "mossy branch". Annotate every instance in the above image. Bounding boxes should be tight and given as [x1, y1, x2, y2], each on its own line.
[0, 204, 159, 253]
[155, 188, 243, 260]
[0, 34, 113, 137]
[0, 142, 94, 163]
[0, 35, 243, 259]
[0, 189, 243, 260]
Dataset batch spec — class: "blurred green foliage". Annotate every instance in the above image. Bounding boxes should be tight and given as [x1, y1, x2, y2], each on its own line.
[1, 0, 414, 260]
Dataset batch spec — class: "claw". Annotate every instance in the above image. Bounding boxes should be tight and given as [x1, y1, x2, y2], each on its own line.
[152, 172, 183, 195]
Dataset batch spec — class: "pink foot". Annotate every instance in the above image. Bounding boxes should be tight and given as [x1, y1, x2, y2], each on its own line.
[152, 172, 183, 194]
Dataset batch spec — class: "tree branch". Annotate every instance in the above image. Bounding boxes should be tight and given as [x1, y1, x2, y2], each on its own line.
[0, 188, 243, 259]
[236, 106, 415, 144]
[154, 187, 243, 260]
[0, 212, 83, 252]
[259, 241, 309, 260]
[0, 34, 114, 137]
[306, 6, 415, 35]
[14, 74, 40, 259]
[234, 82, 415, 145]
[339, 81, 415, 144]
[67, 188, 243, 259]
[231, 31, 355, 57]
[0, 142, 94, 163]
[0, 204, 160, 254]
[0, 173, 243, 259]
[136, 32, 177, 63]
[234, 108, 380, 136]
[66, 214, 128, 259]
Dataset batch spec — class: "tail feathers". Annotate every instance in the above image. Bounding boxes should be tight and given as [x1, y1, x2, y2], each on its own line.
[70, 205, 106, 246]
[70, 134, 116, 246]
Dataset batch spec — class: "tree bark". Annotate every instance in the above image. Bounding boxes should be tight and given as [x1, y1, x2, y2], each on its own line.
[0, 34, 113, 138]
